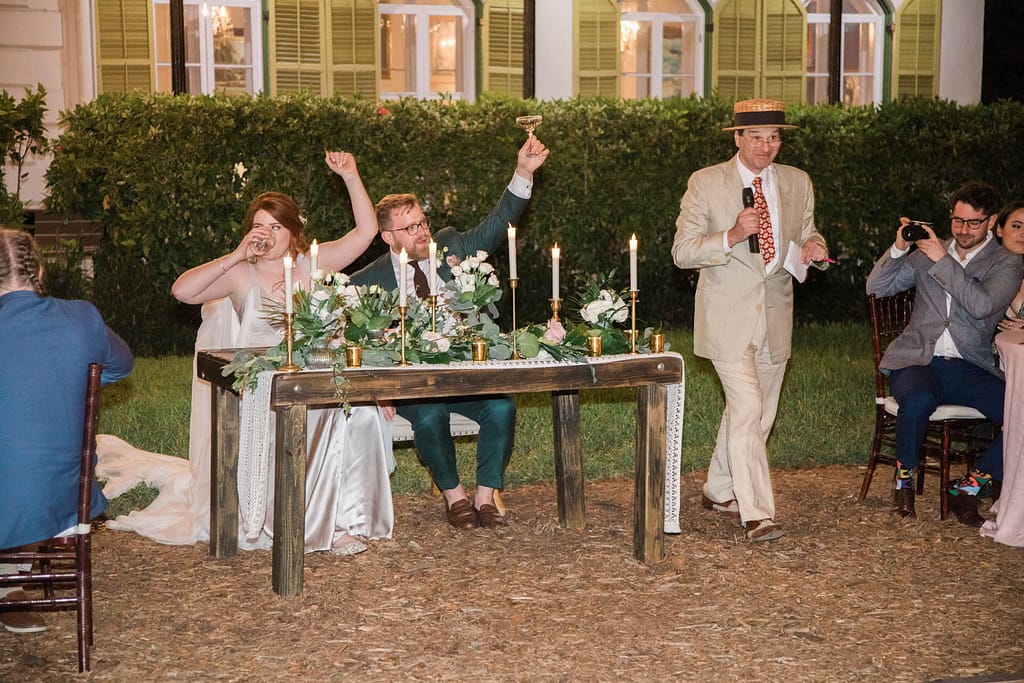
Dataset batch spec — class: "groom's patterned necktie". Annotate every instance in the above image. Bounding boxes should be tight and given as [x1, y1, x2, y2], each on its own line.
[752, 176, 776, 267]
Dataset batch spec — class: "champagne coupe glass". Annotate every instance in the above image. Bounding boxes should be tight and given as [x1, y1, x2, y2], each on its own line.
[515, 114, 543, 139]
[248, 235, 272, 263]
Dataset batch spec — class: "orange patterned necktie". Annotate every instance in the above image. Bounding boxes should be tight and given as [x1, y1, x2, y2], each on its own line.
[752, 177, 776, 267]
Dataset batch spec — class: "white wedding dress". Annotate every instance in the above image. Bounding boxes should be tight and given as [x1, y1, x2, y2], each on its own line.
[102, 256, 395, 552]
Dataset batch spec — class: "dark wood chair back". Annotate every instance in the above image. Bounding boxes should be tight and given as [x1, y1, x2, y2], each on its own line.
[0, 362, 102, 672]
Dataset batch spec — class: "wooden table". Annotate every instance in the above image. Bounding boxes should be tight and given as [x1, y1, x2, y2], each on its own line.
[197, 351, 684, 595]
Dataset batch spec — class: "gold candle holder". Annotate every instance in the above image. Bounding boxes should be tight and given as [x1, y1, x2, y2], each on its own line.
[428, 294, 438, 333]
[629, 289, 639, 354]
[650, 333, 665, 353]
[509, 278, 520, 359]
[587, 332, 603, 357]
[280, 312, 300, 372]
[345, 345, 362, 367]
[472, 337, 488, 362]
[398, 305, 411, 366]
[549, 297, 562, 321]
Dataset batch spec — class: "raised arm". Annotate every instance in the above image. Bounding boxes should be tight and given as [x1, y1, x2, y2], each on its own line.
[171, 230, 264, 305]
[317, 151, 379, 273]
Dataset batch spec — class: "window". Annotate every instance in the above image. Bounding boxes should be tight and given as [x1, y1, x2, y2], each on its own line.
[379, 1, 472, 99]
[619, 0, 702, 99]
[804, 0, 883, 106]
[153, 1, 263, 95]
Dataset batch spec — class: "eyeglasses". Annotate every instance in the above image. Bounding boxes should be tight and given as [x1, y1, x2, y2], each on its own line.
[745, 134, 781, 147]
[384, 219, 428, 236]
[950, 215, 991, 229]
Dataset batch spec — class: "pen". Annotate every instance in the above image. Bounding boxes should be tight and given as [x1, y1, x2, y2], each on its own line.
[822, 257, 838, 264]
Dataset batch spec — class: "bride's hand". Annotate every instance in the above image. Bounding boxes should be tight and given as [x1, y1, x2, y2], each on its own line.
[325, 150, 359, 180]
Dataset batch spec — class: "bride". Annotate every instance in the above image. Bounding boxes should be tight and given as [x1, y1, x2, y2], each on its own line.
[105, 151, 393, 556]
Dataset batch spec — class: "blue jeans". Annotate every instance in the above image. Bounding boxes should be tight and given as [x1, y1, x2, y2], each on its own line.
[888, 357, 1004, 479]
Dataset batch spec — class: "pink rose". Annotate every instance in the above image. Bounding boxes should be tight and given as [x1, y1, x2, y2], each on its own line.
[376, 106, 390, 116]
[541, 318, 566, 344]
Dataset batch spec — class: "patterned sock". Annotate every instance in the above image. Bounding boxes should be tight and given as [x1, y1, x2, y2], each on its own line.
[949, 469, 992, 497]
[895, 462, 916, 490]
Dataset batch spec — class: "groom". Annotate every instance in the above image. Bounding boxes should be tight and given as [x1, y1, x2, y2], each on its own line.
[351, 135, 549, 530]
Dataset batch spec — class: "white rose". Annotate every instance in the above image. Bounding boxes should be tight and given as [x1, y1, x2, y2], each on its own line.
[422, 331, 450, 352]
[478, 262, 494, 275]
[476, 250, 489, 261]
[581, 299, 615, 324]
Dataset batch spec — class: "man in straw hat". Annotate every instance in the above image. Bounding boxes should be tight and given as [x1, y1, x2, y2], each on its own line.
[671, 99, 830, 542]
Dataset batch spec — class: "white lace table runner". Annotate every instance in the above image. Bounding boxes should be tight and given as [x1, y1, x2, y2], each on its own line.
[236, 352, 684, 534]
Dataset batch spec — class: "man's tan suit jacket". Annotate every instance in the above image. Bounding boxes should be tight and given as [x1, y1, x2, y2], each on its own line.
[672, 155, 827, 364]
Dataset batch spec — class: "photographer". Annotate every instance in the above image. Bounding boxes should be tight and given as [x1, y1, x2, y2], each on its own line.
[866, 181, 1023, 524]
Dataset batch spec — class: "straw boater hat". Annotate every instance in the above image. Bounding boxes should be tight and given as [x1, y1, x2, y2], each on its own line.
[722, 98, 797, 131]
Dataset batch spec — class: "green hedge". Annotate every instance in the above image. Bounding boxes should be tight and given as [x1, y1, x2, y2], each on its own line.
[45, 93, 1024, 356]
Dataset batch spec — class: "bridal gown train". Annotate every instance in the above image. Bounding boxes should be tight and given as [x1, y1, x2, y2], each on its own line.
[102, 257, 395, 552]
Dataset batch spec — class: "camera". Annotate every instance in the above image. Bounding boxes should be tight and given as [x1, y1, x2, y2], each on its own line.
[901, 221, 930, 242]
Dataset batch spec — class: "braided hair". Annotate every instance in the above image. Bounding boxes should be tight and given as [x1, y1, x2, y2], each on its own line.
[0, 227, 47, 296]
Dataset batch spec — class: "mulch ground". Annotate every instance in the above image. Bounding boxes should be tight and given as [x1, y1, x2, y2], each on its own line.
[3, 465, 1024, 682]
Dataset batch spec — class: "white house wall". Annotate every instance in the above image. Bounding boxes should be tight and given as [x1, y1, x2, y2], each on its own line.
[0, 0, 990, 208]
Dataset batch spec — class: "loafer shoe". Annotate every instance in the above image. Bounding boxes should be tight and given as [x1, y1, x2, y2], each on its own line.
[445, 497, 479, 530]
[949, 491, 985, 528]
[892, 488, 916, 518]
[0, 590, 48, 634]
[744, 519, 784, 542]
[701, 494, 740, 519]
[476, 503, 508, 529]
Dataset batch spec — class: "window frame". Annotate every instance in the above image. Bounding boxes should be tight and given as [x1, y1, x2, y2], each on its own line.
[378, 1, 475, 100]
[804, 0, 884, 106]
[619, 2, 704, 100]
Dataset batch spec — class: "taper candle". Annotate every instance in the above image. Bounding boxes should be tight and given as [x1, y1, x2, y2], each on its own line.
[551, 243, 560, 300]
[398, 247, 408, 306]
[283, 254, 293, 314]
[310, 239, 319, 274]
[629, 234, 638, 291]
[428, 241, 438, 295]
[507, 224, 517, 279]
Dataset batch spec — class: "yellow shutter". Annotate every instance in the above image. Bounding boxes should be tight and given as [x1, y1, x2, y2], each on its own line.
[94, 0, 154, 93]
[575, 0, 619, 97]
[327, 0, 379, 97]
[894, 0, 941, 98]
[714, 0, 806, 104]
[761, 0, 805, 104]
[483, 0, 524, 96]
[271, 0, 327, 95]
[714, 0, 758, 100]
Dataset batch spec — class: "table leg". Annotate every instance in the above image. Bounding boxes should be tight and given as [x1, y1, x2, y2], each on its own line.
[272, 404, 308, 596]
[552, 389, 585, 530]
[634, 384, 666, 563]
[210, 384, 239, 558]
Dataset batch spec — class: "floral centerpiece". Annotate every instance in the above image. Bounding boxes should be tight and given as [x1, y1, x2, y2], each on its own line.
[223, 258, 666, 396]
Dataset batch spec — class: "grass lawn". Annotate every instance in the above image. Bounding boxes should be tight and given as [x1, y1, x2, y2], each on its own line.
[99, 322, 875, 514]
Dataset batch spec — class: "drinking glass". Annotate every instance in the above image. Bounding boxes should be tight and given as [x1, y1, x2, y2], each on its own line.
[515, 115, 543, 138]
[248, 235, 272, 263]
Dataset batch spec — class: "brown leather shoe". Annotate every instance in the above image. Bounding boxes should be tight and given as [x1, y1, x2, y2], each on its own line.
[0, 590, 48, 634]
[445, 497, 479, 530]
[476, 503, 508, 529]
[892, 488, 916, 518]
[949, 492, 985, 528]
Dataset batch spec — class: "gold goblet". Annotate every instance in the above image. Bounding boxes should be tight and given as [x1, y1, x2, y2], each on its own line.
[515, 114, 543, 138]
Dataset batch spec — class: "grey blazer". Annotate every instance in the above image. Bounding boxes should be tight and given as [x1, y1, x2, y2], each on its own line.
[865, 237, 1024, 378]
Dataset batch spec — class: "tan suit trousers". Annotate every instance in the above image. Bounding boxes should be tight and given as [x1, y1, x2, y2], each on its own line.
[705, 309, 787, 523]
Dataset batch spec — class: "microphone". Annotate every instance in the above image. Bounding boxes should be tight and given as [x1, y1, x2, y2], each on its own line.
[742, 187, 759, 253]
